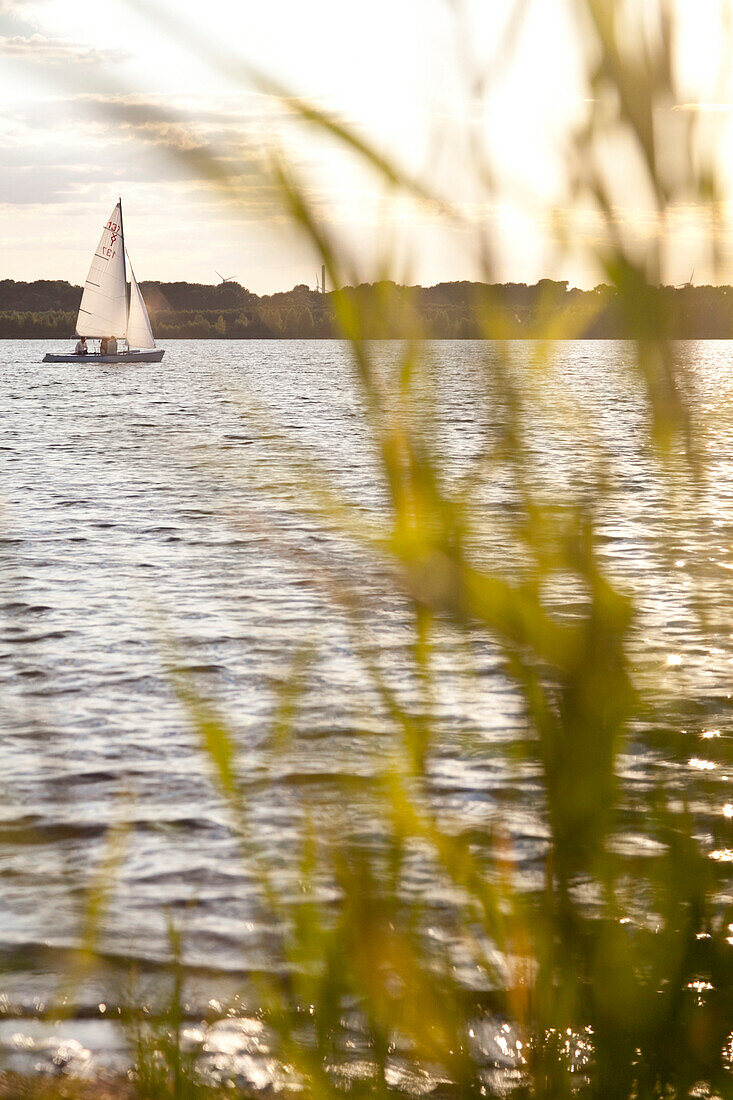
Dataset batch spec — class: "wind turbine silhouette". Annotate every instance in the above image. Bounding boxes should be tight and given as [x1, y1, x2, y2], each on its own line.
[216, 270, 236, 284]
[676, 269, 694, 289]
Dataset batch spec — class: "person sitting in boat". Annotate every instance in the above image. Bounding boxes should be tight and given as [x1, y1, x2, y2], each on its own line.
[100, 337, 108, 355]
[75, 336, 88, 355]
[107, 336, 118, 354]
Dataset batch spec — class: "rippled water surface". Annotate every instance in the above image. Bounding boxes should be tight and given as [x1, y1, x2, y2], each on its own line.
[0, 339, 731, 1081]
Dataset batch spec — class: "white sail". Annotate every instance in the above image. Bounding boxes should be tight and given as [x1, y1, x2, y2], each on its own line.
[126, 257, 156, 349]
[76, 202, 128, 339]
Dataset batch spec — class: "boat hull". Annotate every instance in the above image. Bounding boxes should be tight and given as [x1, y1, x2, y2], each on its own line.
[42, 350, 165, 364]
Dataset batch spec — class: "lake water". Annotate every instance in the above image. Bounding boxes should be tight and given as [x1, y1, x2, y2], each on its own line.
[0, 339, 730, 1086]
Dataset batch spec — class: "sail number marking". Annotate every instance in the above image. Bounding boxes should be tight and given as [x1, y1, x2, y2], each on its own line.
[102, 219, 120, 259]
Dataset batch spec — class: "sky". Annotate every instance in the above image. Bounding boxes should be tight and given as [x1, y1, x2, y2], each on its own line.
[2, 0, 733, 291]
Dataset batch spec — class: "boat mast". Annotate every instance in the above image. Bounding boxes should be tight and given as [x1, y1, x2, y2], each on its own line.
[118, 196, 129, 347]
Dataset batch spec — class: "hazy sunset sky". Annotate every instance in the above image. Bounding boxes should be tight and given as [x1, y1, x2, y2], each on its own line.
[2, 0, 733, 291]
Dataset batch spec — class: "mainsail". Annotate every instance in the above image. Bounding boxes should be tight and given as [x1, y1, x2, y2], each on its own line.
[76, 202, 128, 339]
[126, 257, 156, 349]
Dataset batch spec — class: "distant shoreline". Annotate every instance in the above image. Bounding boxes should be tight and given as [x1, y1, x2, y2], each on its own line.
[9, 332, 733, 341]
[2, 278, 733, 339]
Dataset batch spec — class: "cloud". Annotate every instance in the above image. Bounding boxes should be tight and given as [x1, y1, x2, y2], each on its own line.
[69, 92, 279, 140]
[0, 119, 283, 218]
[0, 0, 47, 20]
[0, 167, 107, 205]
[10, 92, 276, 153]
[672, 102, 733, 113]
[0, 1, 48, 9]
[0, 33, 131, 65]
[0, 89, 332, 244]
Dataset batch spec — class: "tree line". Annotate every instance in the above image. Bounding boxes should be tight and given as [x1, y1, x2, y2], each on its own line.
[2, 278, 733, 338]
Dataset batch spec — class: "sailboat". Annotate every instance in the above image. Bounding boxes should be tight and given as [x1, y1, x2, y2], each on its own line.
[43, 199, 164, 364]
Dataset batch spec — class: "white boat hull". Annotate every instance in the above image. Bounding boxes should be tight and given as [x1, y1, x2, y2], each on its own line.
[42, 349, 165, 364]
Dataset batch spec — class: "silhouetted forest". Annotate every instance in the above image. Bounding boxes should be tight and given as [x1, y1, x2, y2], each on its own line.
[3, 277, 733, 338]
